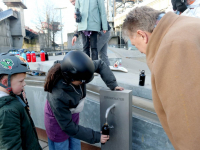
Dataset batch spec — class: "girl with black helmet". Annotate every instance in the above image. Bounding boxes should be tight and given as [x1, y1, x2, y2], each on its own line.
[44, 51, 123, 150]
[0, 53, 42, 150]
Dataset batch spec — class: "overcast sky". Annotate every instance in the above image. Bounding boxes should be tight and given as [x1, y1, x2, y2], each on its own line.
[0, 0, 76, 44]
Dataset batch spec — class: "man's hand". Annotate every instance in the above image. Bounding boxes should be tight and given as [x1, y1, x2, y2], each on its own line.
[103, 30, 107, 34]
[115, 86, 124, 91]
[101, 134, 109, 143]
[72, 36, 77, 46]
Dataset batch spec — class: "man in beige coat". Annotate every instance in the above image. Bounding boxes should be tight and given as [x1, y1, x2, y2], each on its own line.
[122, 6, 200, 150]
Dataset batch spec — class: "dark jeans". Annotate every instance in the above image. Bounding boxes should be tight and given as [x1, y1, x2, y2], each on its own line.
[97, 30, 111, 66]
[82, 31, 98, 60]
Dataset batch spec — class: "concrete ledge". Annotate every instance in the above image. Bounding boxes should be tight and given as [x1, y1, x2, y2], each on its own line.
[25, 78, 154, 113]
[25, 79, 174, 150]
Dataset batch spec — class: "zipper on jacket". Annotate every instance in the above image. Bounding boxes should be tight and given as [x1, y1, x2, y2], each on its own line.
[79, 85, 83, 99]
[69, 84, 83, 99]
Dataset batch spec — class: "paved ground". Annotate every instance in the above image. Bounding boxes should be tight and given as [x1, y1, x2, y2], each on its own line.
[39, 140, 49, 150]
[107, 47, 150, 75]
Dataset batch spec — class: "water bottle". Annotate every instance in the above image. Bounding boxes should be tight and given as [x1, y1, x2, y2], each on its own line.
[139, 70, 146, 86]
[31, 51, 36, 62]
[101, 123, 109, 145]
[45, 52, 49, 61]
[40, 50, 45, 61]
[26, 51, 31, 62]
[75, 8, 82, 23]
[21, 52, 27, 60]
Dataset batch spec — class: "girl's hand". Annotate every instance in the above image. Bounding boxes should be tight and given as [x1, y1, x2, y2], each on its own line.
[115, 86, 124, 91]
[101, 134, 109, 143]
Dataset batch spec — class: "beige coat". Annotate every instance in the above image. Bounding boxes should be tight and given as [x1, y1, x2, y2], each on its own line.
[146, 12, 200, 150]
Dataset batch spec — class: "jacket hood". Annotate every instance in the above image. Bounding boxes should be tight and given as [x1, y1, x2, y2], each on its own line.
[0, 92, 15, 108]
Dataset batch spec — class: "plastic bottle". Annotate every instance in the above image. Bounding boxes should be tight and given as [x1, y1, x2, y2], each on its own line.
[75, 8, 82, 23]
[101, 123, 109, 145]
[31, 51, 36, 62]
[26, 52, 31, 62]
[45, 52, 49, 61]
[40, 50, 45, 61]
[21, 52, 27, 60]
[139, 70, 146, 86]
[119, 59, 122, 67]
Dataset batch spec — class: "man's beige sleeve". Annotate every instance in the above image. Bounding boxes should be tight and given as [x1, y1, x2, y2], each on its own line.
[152, 40, 200, 150]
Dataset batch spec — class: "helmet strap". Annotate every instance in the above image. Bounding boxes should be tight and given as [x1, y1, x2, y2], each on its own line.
[7, 75, 12, 92]
[0, 83, 8, 89]
[0, 74, 12, 92]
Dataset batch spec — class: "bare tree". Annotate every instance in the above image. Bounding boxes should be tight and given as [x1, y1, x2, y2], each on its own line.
[33, 0, 61, 51]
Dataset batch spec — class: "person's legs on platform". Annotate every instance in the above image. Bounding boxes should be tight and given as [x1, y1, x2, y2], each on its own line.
[90, 32, 98, 60]
[69, 137, 81, 150]
[82, 33, 90, 57]
[99, 43, 110, 66]
[48, 138, 56, 150]
[97, 31, 111, 66]
[48, 137, 69, 150]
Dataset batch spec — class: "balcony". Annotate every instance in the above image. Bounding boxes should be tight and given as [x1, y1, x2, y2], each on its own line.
[3, 0, 27, 9]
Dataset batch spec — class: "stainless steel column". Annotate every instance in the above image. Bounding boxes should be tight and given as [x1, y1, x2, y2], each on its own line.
[100, 89, 132, 150]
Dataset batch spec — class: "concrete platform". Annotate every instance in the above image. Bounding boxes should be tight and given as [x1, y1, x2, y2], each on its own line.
[39, 140, 48, 150]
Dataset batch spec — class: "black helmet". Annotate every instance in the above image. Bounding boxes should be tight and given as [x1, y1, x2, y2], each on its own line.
[61, 51, 95, 83]
[0, 53, 30, 92]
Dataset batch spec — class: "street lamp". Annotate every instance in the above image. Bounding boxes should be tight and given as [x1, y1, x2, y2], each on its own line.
[54, 7, 67, 51]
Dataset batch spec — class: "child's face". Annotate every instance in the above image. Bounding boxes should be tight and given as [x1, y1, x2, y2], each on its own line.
[11, 73, 26, 95]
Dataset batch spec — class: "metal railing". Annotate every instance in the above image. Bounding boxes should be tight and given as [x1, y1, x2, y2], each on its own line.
[110, 31, 121, 37]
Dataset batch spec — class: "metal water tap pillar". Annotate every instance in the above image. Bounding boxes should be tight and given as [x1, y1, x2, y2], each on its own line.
[105, 104, 115, 124]
[100, 89, 132, 150]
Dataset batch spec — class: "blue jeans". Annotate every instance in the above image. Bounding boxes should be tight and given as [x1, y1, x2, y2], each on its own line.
[48, 137, 81, 150]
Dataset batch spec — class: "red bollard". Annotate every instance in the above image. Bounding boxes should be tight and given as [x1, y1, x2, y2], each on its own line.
[40, 50, 45, 61]
[26, 52, 31, 62]
[31, 51, 36, 62]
